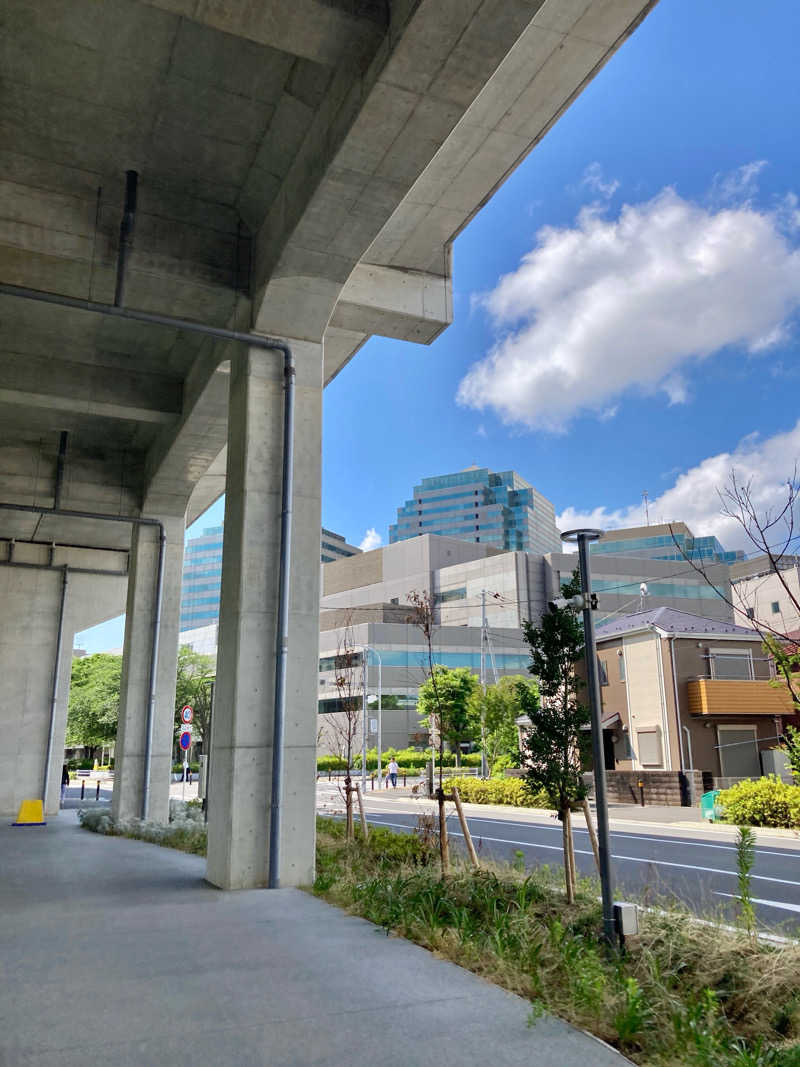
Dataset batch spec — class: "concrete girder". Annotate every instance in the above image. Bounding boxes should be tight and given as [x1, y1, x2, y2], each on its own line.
[366, 0, 659, 274]
[329, 261, 452, 345]
[139, 0, 388, 69]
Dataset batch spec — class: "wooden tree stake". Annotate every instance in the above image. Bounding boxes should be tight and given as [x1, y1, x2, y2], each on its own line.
[436, 788, 450, 875]
[582, 797, 601, 875]
[452, 786, 480, 869]
[355, 781, 369, 840]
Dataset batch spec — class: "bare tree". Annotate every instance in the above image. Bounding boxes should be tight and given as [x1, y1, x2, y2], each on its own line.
[406, 589, 451, 871]
[669, 468, 800, 709]
[321, 614, 362, 840]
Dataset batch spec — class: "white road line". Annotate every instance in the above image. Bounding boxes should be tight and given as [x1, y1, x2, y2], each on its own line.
[714, 892, 800, 914]
[369, 818, 800, 888]
[458, 817, 799, 861]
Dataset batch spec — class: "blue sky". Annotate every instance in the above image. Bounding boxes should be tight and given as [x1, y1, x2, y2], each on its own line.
[77, 0, 800, 653]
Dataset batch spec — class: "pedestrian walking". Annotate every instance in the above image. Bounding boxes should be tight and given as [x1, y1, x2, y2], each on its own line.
[61, 764, 70, 805]
[387, 758, 399, 789]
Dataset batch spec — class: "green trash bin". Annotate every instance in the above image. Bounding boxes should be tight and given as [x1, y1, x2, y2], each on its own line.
[700, 789, 721, 822]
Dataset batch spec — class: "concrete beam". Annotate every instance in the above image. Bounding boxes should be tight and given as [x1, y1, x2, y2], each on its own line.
[0, 351, 181, 425]
[141, 0, 387, 69]
[329, 261, 451, 344]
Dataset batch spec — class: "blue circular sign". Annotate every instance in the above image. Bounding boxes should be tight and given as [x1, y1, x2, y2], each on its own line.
[179, 731, 191, 751]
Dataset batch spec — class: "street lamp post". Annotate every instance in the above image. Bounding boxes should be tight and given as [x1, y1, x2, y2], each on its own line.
[366, 648, 383, 788]
[358, 644, 383, 789]
[561, 527, 616, 945]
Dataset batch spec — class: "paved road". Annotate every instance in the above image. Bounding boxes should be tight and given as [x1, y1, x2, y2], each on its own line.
[318, 786, 800, 936]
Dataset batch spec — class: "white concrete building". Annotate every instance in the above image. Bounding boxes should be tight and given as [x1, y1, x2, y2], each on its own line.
[730, 555, 800, 635]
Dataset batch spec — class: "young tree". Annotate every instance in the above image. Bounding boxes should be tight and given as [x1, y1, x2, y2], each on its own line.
[468, 674, 535, 774]
[520, 571, 590, 903]
[320, 616, 362, 840]
[66, 653, 123, 761]
[417, 666, 480, 766]
[174, 645, 215, 746]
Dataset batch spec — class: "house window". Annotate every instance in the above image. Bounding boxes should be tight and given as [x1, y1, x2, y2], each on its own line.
[710, 649, 753, 680]
[637, 729, 663, 767]
[597, 657, 609, 686]
[618, 654, 626, 682]
[771, 601, 780, 614]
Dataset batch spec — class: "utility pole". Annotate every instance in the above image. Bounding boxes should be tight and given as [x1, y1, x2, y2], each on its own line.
[562, 527, 616, 945]
[480, 589, 488, 777]
[642, 490, 650, 526]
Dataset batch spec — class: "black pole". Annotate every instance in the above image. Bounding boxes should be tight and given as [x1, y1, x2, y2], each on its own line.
[576, 532, 616, 944]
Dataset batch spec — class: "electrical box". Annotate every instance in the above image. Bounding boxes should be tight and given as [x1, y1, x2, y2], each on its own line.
[614, 901, 639, 938]
[760, 748, 792, 783]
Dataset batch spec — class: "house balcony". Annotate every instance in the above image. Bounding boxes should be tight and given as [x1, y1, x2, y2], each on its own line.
[687, 678, 796, 717]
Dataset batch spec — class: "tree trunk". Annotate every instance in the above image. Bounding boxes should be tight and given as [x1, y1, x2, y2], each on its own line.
[454, 747, 461, 768]
[344, 776, 354, 842]
[561, 807, 575, 904]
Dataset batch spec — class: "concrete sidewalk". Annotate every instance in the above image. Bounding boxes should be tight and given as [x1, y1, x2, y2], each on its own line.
[0, 812, 627, 1066]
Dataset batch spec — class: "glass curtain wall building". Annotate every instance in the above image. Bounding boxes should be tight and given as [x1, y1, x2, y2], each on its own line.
[389, 466, 560, 554]
[181, 524, 361, 632]
[589, 523, 742, 565]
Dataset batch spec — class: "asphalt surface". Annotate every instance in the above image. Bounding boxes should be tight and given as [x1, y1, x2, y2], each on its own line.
[319, 789, 800, 936]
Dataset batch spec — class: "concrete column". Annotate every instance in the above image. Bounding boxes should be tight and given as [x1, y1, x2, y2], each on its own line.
[113, 516, 185, 824]
[206, 341, 321, 890]
[0, 565, 68, 816]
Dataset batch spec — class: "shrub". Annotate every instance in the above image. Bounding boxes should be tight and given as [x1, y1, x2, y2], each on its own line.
[491, 754, 518, 777]
[444, 776, 552, 809]
[718, 776, 800, 829]
[317, 755, 347, 772]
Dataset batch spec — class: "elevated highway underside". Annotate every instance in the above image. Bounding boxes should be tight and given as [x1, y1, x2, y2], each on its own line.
[0, 0, 656, 887]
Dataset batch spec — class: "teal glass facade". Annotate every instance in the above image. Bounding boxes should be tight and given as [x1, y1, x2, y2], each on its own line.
[389, 467, 560, 554]
[181, 523, 360, 632]
[590, 530, 741, 565]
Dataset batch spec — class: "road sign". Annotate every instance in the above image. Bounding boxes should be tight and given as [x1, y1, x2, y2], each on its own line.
[179, 730, 192, 751]
[181, 705, 194, 724]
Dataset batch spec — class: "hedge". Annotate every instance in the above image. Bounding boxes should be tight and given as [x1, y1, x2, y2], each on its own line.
[718, 775, 800, 829]
[318, 748, 483, 772]
[444, 776, 552, 809]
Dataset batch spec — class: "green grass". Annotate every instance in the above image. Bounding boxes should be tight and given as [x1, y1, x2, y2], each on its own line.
[313, 816, 800, 1067]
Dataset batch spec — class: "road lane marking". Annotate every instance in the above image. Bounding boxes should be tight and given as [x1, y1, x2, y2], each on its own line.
[451, 817, 799, 861]
[714, 892, 800, 914]
[367, 818, 800, 888]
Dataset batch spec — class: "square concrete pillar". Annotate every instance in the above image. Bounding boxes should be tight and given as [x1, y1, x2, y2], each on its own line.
[206, 341, 321, 890]
[113, 515, 185, 824]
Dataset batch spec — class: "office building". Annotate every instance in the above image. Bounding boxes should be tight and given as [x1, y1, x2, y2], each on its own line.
[590, 522, 742, 565]
[181, 524, 360, 633]
[730, 554, 800, 634]
[389, 466, 561, 554]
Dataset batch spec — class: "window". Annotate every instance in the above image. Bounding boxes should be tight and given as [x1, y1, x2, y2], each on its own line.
[618, 654, 626, 682]
[710, 649, 753, 680]
[772, 601, 780, 614]
[637, 729, 663, 767]
[598, 657, 609, 686]
[437, 587, 467, 603]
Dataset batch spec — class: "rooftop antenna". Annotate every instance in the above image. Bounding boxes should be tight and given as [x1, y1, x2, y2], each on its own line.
[642, 490, 650, 526]
[639, 582, 649, 612]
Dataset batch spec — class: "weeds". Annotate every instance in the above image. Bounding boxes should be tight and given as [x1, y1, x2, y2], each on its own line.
[313, 815, 800, 1067]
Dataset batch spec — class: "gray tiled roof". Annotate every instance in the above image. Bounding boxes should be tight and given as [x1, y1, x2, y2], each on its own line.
[595, 606, 755, 639]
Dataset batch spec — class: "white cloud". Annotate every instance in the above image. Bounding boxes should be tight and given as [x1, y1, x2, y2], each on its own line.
[359, 527, 382, 552]
[476, 423, 487, 438]
[458, 180, 800, 432]
[710, 159, 767, 204]
[556, 421, 800, 553]
[580, 161, 620, 199]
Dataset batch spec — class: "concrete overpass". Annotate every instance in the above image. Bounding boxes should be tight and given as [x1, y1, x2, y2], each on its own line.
[0, 0, 657, 888]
